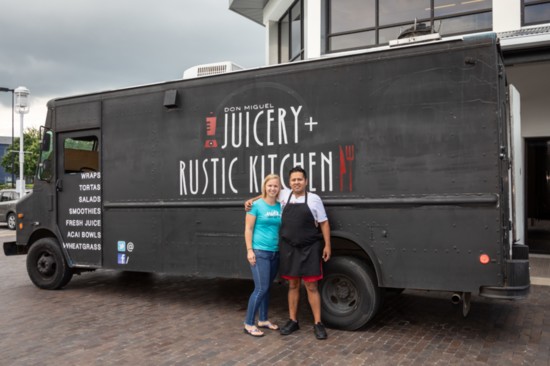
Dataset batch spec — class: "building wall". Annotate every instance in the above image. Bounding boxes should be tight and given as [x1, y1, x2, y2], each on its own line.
[258, 0, 550, 140]
[0, 139, 12, 184]
[507, 62, 550, 138]
[234, 0, 550, 251]
[493, 0, 521, 32]
[494, 2, 550, 139]
[263, 0, 293, 64]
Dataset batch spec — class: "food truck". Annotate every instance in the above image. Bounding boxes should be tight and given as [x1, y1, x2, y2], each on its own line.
[4, 32, 529, 330]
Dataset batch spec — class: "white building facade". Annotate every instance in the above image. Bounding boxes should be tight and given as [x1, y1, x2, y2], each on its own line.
[230, 0, 550, 253]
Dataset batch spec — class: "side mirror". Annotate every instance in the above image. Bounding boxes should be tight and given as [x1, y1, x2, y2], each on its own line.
[38, 129, 53, 182]
[41, 132, 51, 151]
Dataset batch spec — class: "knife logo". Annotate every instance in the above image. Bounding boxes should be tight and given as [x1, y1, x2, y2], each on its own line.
[204, 114, 218, 148]
[339, 146, 346, 192]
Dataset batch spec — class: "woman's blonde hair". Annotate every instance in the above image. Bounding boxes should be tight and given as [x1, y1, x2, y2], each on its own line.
[261, 174, 281, 198]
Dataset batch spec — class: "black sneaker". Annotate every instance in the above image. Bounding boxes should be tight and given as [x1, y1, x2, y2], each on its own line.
[313, 322, 327, 340]
[280, 319, 299, 335]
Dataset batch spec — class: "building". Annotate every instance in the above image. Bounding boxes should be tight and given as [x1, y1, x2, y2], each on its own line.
[0, 136, 13, 185]
[229, 0, 550, 254]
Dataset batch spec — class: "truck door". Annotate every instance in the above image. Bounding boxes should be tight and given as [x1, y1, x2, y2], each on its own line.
[508, 85, 525, 247]
[56, 130, 102, 267]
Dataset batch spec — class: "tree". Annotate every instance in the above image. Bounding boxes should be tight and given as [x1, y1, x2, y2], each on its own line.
[1, 127, 41, 182]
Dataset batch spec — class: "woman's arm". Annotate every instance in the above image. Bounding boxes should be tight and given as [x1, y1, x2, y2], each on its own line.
[244, 213, 257, 265]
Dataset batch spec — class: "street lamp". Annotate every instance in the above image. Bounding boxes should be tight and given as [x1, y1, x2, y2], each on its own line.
[14, 87, 29, 198]
[0, 87, 15, 187]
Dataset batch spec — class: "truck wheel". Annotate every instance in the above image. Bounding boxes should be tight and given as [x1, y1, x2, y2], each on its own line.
[320, 256, 381, 330]
[26, 238, 73, 290]
[7, 212, 16, 230]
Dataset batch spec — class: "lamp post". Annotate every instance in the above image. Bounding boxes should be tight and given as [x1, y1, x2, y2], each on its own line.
[14, 87, 29, 198]
[0, 87, 14, 187]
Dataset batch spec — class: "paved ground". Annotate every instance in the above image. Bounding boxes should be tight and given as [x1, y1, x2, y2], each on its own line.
[1, 234, 549, 365]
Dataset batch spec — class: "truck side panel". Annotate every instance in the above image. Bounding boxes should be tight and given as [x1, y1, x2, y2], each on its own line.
[95, 36, 507, 291]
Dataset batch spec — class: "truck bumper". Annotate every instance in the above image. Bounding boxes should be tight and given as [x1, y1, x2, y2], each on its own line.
[3, 241, 27, 256]
[480, 244, 530, 300]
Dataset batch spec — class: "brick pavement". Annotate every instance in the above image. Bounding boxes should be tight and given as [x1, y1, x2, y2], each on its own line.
[1, 253, 549, 366]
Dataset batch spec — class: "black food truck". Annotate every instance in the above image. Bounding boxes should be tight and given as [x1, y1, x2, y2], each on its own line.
[4, 32, 529, 330]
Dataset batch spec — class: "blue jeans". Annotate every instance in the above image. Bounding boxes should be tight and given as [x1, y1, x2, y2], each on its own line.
[244, 249, 280, 326]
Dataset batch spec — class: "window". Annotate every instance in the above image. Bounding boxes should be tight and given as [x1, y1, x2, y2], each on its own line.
[434, 0, 491, 17]
[64, 136, 99, 174]
[330, 0, 375, 33]
[325, 0, 492, 53]
[379, 0, 430, 26]
[434, 0, 491, 36]
[523, 0, 550, 25]
[279, 0, 304, 63]
[436, 12, 491, 36]
[0, 191, 17, 201]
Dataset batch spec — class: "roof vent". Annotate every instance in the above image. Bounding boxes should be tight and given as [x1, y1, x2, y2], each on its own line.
[389, 20, 441, 47]
[183, 61, 243, 79]
[398, 22, 433, 39]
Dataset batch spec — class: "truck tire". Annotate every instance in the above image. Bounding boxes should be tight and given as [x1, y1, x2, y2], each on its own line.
[7, 212, 16, 230]
[320, 256, 381, 330]
[26, 238, 73, 290]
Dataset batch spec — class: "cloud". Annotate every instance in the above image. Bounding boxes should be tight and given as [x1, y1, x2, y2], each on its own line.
[0, 0, 265, 136]
[0, 97, 50, 137]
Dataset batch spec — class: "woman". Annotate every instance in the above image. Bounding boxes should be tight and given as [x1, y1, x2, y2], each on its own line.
[243, 174, 282, 337]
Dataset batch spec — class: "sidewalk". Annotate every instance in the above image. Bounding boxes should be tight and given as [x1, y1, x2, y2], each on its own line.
[2, 253, 549, 366]
[530, 253, 550, 286]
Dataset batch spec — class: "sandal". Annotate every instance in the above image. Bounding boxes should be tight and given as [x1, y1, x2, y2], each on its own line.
[257, 321, 279, 330]
[243, 326, 264, 337]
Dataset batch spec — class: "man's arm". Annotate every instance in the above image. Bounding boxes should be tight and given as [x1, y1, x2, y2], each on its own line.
[308, 193, 331, 261]
[244, 195, 261, 211]
[245, 187, 290, 211]
[319, 220, 331, 262]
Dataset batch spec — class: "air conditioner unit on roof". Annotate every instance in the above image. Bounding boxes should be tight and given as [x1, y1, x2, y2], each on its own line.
[183, 61, 243, 79]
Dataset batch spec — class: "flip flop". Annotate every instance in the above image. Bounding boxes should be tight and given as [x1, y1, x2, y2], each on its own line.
[243, 326, 264, 337]
[257, 321, 279, 330]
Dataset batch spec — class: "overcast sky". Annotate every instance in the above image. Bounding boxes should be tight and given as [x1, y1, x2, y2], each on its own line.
[0, 0, 265, 137]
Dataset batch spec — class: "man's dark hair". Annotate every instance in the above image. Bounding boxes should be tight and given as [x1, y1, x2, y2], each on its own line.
[288, 166, 307, 179]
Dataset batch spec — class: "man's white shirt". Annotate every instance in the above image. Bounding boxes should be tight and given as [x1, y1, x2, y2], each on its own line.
[279, 188, 328, 224]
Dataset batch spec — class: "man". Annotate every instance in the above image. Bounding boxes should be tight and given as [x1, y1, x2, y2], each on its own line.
[247, 166, 331, 339]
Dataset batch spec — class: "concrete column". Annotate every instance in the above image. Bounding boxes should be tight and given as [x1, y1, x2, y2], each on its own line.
[304, 0, 322, 59]
[493, 0, 521, 32]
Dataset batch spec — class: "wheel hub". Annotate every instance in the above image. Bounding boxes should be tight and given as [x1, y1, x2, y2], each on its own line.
[37, 254, 55, 276]
[326, 277, 358, 310]
[335, 281, 352, 299]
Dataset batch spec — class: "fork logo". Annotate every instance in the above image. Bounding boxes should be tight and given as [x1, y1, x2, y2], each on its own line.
[339, 144, 355, 192]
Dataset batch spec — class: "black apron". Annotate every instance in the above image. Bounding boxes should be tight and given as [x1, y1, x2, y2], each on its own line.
[279, 192, 323, 277]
